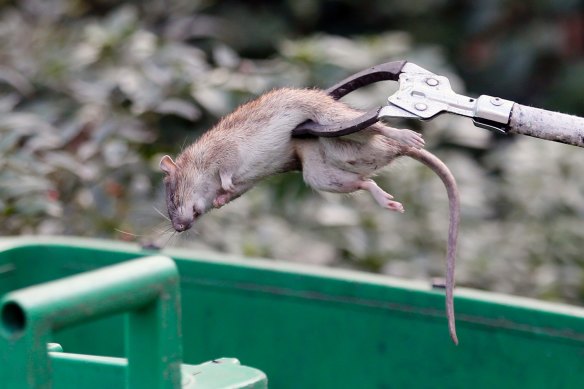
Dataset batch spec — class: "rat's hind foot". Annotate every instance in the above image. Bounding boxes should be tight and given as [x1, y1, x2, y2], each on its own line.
[359, 179, 405, 213]
[378, 127, 425, 149]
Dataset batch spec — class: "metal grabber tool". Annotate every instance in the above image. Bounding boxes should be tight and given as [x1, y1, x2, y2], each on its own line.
[292, 60, 584, 148]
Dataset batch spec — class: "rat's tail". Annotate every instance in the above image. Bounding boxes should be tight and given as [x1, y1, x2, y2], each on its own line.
[405, 148, 460, 345]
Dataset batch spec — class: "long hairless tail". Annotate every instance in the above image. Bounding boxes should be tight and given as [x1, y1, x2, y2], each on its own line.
[405, 148, 460, 345]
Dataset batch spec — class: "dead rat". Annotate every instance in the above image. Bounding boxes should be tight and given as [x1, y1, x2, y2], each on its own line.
[159, 87, 460, 344]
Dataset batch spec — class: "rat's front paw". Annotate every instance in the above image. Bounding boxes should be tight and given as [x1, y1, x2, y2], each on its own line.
[213, 193, 231, 208]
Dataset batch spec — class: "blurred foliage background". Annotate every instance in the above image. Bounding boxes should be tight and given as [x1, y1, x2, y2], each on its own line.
[1, 0, 584, 304]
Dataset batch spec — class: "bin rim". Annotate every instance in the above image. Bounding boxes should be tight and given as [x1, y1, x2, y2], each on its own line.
[1, 235, 583, 319]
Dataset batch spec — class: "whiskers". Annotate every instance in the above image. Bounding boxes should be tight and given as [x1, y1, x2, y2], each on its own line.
[149, 220, 180, 248]
[153, 206, 171, 221]
[155, 223, 199, 248]
[146, 206, 200, 248]
[114, 228, 145, 238]
[113, 205, 199, 250]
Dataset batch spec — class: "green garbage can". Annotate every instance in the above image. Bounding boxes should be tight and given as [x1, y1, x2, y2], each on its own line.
[1, 237, 583, 388]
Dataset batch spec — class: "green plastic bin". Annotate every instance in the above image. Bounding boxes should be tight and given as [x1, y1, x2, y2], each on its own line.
[1, 237, 583, 388]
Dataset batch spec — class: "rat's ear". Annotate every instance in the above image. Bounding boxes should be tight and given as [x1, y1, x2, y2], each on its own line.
[160, 155, 177, 175]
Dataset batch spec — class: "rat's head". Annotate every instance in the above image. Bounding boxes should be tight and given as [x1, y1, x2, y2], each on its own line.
[159, 155, 221, 232]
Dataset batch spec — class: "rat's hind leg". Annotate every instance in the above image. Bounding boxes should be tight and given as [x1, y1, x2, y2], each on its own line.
[375, 126, 425, 149]
[302, 161, 404, 213]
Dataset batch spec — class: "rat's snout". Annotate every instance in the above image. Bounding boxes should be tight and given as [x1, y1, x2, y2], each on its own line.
[172, 215, 194, 232]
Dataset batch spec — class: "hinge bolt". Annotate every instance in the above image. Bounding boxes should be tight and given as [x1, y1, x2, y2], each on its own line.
[414, 103, 428, 111]
[490, 97, 503, 106]
[426, 78, 439, 86]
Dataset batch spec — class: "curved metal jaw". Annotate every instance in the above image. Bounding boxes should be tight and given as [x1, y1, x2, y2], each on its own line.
[291, 60, 407, 138]
[291, 61, 514, 138]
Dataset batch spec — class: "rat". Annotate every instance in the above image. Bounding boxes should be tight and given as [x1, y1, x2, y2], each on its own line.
[159, 87, 460, 344]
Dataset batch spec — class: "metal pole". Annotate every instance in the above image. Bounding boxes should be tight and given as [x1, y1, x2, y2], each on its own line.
[508, 104, 584, 148]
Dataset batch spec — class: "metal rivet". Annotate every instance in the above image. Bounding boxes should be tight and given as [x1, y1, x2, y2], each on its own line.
[414, 103, 428, 111]
[426, 78, 439, 86]
[490, 97, 503, 106]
